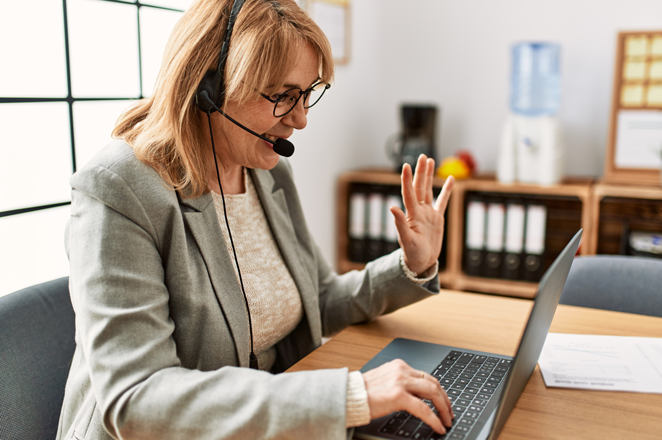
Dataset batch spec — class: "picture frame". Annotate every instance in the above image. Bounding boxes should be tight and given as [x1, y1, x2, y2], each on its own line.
[604, 31, 662, 185]
[306, 0, 351, 65]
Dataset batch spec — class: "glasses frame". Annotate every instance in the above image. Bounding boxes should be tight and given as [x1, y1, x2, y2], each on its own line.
[261, 81, 331, 117]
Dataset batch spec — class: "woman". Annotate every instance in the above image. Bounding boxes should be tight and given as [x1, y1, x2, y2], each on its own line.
[58, 1, 454, 439]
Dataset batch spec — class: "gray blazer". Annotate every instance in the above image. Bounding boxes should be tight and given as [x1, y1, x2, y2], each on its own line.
[57, 140, 439, 440]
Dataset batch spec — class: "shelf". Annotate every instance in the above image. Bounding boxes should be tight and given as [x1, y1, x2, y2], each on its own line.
[589, 183, 662, 255]
[453, 274, 538, 299]
[335, 169, 660, 299]
[446, 177, 592, 297]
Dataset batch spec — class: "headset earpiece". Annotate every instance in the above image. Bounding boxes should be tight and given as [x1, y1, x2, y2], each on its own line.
[195, 70, 224, 113]
[195, 0, 245, 113]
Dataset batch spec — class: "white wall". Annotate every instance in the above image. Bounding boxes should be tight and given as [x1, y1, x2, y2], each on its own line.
[290, 0, 662, 267]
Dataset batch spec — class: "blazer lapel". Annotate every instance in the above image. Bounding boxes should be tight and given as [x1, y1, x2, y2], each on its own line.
[179, 193, 252, 367]
[250, 168, 322, 345]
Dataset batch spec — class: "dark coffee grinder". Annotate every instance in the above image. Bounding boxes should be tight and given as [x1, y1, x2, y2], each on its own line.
[388, 104, 438, 172]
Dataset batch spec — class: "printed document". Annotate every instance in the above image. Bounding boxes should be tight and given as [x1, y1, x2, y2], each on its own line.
[538, 333, 662, 393]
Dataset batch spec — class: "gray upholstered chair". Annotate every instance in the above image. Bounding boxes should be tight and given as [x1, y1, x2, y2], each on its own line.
[0, 277, 75, 440]
[560, 255, 662, 318]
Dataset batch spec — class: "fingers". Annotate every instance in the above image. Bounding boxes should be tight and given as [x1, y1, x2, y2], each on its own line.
[403, 394, 447, 434]
[389, 206, 409, 243]
[364, 359, 454, 435]
[401, 156, 434, 214]
[434, 175, 454, 213]
[425, 158, 435, 205]
[400, 163, 416, 216]
[409, 371, 455, 429]
[412, 155, 427, 203]
[405, 155, 447, 211]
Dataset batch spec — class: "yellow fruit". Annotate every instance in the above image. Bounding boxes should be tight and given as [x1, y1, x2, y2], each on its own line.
[437, 157, 470, 179]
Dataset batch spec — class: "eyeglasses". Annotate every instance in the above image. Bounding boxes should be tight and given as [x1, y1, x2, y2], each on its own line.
[261, 81, 331, 117]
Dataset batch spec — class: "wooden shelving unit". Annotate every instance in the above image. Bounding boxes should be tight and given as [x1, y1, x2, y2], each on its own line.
[447, 176, 593, 298]
[335, 169, 662, 300]
[335, 169, 453, 287]
[589, 182, 662, 255]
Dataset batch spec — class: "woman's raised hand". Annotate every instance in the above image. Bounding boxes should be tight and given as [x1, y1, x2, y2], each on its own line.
[362, 359, 454, 434]
[390, 154, 454, 276]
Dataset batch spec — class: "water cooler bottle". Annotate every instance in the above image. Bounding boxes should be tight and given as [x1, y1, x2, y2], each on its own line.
[497, 43, 563, 185]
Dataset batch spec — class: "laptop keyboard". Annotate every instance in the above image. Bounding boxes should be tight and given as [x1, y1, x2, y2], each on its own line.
[378, 350, 512, 439]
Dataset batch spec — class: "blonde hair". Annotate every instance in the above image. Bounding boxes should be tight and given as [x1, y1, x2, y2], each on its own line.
[113, 0, 334, 197]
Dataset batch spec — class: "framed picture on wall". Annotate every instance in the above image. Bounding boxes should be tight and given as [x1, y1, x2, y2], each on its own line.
[307, 0, 351, 65]
[605, 31, 662, 185]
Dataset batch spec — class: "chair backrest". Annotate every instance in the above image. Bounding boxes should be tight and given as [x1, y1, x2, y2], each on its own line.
[560, 255, 662, 318]
[0, 277, 75, 440]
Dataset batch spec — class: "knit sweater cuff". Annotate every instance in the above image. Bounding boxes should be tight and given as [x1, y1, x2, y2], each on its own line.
[345, 371, 371, 428]
[399, 251, 439, 284]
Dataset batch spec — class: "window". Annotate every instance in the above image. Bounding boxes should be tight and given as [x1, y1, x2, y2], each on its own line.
[0, 0, 189, 296]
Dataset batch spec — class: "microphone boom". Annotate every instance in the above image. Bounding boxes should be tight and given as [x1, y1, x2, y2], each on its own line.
[201, 92, 296, 158]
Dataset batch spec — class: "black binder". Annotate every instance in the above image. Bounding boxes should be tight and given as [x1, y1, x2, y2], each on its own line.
[347, 184, 369, 262]
[366, 185, 386, 261]
[484, 198, 506, 278]
[523, 203, 547, 281]
[383, 186, 402, 255]
[463, 195, 486, 276]
[502, 198, 526, 280]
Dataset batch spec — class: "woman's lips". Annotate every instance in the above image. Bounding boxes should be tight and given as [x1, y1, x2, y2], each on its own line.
[262, 134, 285, 150]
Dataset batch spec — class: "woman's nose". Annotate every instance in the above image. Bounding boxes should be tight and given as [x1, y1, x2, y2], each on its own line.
[282, 98, 308, 130]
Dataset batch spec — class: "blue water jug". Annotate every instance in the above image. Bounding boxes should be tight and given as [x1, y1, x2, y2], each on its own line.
[510, 42, 561, 116]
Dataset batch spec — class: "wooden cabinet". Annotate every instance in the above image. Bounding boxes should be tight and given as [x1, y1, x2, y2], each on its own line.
[447, 177, 592, 299]
[335, 169, 661, 299]
[335, 169, 454, 287]
[589, 183, 662, 255]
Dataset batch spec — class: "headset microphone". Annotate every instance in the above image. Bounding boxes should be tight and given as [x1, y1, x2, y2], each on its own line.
[198, 90, 295, 158]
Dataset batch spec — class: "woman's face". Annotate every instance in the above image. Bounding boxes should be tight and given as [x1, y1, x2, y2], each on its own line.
[211, 42, 319, 172]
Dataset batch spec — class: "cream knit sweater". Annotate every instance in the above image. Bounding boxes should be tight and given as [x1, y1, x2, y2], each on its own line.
[211, 170, 371, 428]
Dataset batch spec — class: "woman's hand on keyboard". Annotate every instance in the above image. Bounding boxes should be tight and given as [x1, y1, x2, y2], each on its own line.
[362, 358, 454, 434]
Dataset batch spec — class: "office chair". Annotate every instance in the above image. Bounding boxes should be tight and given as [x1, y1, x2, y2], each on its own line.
[0, 277, 76, 440]
[560, 255, 662, 318]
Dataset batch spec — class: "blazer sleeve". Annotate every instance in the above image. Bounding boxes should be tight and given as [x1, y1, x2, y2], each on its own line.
[317, 245, 440, 337]
[274, 158, 440, 340]
[67, 163, 351, 440]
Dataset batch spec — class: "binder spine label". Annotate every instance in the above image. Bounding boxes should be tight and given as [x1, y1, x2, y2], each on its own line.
[525, 205, 547, 255]
[466, 201, 486, 250]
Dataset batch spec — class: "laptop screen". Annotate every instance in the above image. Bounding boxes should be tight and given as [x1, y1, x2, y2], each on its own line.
[486, 229, 582, 440]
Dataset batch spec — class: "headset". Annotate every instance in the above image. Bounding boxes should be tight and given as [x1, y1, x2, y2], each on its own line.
[195, 0, 295, 157]
[194, 0, 296, 371]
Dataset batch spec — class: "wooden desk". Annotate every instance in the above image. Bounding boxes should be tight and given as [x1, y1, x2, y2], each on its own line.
[288, 290, 662, 439]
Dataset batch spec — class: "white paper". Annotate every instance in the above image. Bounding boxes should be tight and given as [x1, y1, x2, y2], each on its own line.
[614, 110, 662, 169]
[539, 333, 662, 394]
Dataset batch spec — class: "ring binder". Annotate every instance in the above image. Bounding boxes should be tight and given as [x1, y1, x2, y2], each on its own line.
[366, 186, 386, 261]
[503, 200, 526, 280]
[348, 184, 368, 262]
[523, 204, 547, 281]
[384, 189, 402, 255]
[464, 196, 486, 276]
[485, 201, 506, 278]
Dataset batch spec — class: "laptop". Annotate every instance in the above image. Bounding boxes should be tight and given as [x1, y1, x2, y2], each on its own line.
[355, 229, 582, 440]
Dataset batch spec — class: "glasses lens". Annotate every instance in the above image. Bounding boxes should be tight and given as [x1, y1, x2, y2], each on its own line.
[304, 83, 328, 109]
[273, 89, 300, 117]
